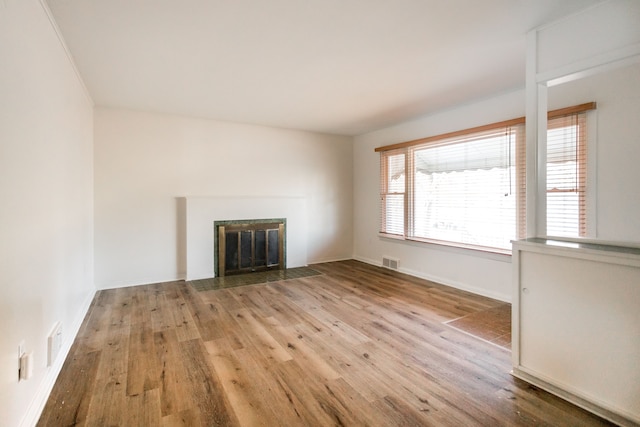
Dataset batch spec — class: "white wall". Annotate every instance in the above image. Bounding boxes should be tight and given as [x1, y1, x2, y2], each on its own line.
[354, 90, 524, 302]
[94, 108, 353, 289]
[0, 1, 95, 426]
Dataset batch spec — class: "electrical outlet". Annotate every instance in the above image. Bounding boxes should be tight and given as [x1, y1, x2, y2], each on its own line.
[19, 352, 33, 380]
[47, 322, 62, 367]
[18, 341, 25, 380]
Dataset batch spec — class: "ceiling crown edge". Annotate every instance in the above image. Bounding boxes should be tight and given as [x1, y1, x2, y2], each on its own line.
[39, 0, 94, 107]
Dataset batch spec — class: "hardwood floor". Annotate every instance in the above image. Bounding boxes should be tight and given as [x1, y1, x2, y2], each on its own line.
[37, 260, 613, 426]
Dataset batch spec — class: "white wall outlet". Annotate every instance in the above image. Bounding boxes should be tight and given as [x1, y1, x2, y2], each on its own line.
[19, 352, 33, 380]
[18, 342, 25, 380]
[18, 342, 33, 381]
[47, 322, 62, 367]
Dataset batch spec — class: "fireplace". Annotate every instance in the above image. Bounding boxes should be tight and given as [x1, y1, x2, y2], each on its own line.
[214, 219, 285, 276]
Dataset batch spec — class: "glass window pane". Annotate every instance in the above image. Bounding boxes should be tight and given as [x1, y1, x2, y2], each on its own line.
[411, 129, 518, 250]
[546, 114, 586, 238]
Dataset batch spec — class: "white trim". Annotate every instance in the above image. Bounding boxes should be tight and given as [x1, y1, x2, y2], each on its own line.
[532, 0, 612, 33]
[510, 243, 521, 368]
[38, 0, 94, 107]
[378, 233, 512, 263]
[513, 238, 640, 267]
[512, 367, 640, 427]
[537, 44, 640, 86]
[354, 255, 511, 303]
[308, 256, 352, 265]
[525, 29, 539, 238]
[19, 290, 95, 427]
[98, 276, 185, 290]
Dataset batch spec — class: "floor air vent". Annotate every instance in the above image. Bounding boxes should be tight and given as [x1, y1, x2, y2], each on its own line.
[382, 256, 399, 270]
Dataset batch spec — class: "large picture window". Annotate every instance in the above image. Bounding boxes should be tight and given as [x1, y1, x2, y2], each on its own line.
[410, 126, 524, 250]
[378, 103, 594, 253]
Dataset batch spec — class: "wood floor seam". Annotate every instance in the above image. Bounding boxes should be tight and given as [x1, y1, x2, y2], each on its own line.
[37, 260, 614, 427]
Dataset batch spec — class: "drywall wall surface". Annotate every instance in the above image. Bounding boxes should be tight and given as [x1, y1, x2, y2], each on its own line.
[94, 108, 353, 288]
[353, 90, 525, 302]
[0, 1, 95, 426]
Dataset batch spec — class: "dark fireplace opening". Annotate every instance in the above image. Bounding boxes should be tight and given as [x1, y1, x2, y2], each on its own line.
[214, 219, 286, 276]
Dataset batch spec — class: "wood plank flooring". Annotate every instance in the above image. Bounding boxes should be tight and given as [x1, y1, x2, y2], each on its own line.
[37, 260, 613, 426]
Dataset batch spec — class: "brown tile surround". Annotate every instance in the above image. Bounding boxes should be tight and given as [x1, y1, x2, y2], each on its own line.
[445, 303, 511, 350]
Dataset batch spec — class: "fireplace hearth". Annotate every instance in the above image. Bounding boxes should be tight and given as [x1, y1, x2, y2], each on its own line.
[214, 219, 285, 276]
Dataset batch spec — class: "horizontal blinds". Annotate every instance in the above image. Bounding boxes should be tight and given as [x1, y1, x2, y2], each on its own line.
[378, 102, 594, 251]
[409, 125, 522, 250]
[546, 113, 587, 237]
[380, 149, 405, 235]
[413, 128, 516, 174]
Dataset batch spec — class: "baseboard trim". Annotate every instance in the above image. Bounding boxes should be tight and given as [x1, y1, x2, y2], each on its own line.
[20, 290, 96, 427]
[98, 276, 185, 290]
[511, 368, 640, 427]
[353, 255, 511, 303]
[308, 256, 353, 265]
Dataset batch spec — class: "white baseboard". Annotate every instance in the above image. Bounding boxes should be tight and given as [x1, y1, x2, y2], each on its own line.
[353, 255, 511, 303]
[98, 275, 186, 290]
[512, 367, 640, 427]
[20, 290, 96, 427]
[307, 256, 352, 265]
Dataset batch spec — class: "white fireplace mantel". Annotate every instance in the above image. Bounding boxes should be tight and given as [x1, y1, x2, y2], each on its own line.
[180, 196, 308, 281]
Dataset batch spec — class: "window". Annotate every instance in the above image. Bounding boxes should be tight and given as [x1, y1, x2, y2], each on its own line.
[546, 113, 587, 237]
[378, 103, 594, 253]
[380, 149, 405, 236]
[380, 123, 525, 252]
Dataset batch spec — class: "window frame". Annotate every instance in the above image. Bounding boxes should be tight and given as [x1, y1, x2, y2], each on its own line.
[380, 124, 525, 254]
[377, 102, 596, 255]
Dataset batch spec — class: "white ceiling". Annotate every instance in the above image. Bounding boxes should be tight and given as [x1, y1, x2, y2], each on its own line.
[47, 0, 604, 135]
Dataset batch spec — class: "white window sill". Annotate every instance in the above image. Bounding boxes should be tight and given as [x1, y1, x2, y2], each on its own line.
[378, 233, 513, 262]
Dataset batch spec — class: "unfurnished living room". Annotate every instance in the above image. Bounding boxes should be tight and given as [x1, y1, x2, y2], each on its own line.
[2, 0, 640, 426]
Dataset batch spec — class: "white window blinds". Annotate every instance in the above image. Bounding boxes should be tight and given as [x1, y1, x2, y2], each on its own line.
[380, 149, 405, 236]
[379, 124, 525, 252]
[546, 112, 587, 237]
[408, 126, 524, 251]
[377, 103, 594, 253]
